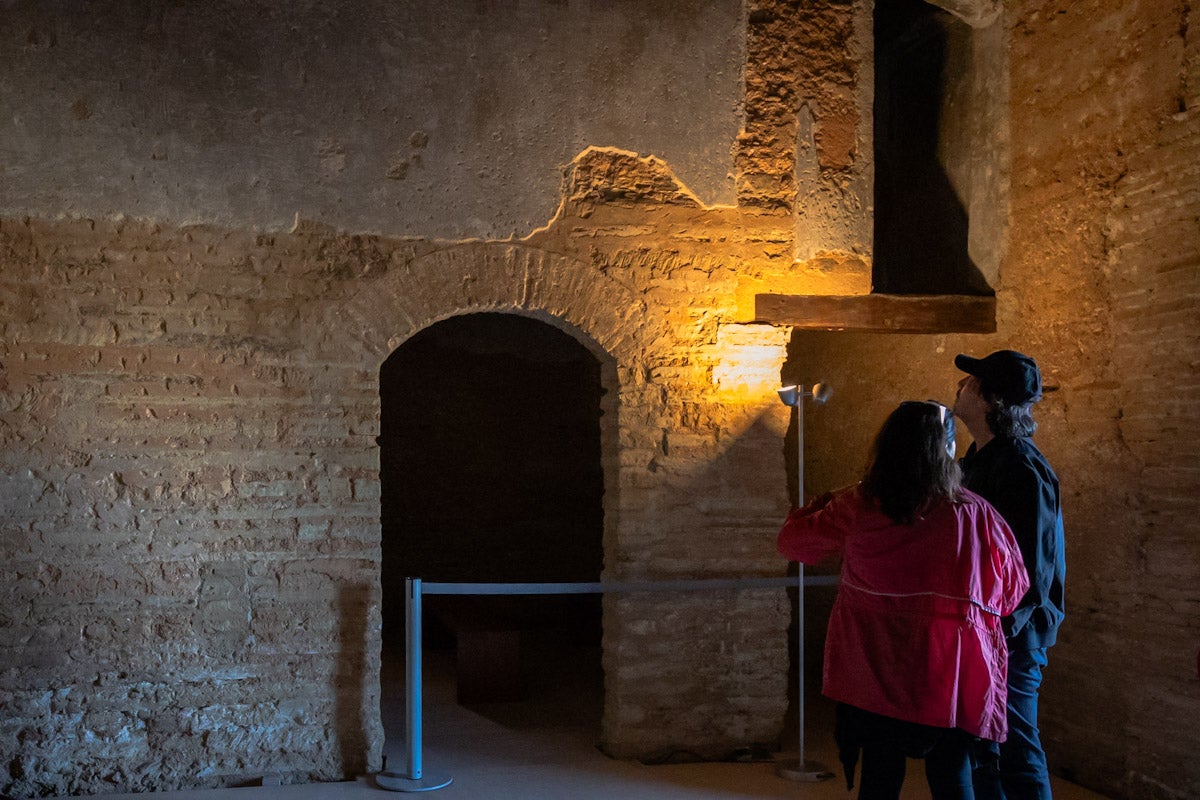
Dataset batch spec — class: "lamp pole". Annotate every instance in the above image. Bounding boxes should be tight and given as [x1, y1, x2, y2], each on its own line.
[776, 384, 832, 782]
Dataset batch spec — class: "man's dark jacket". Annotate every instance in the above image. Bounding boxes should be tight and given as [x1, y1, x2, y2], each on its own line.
[961, 436, 1065, 650]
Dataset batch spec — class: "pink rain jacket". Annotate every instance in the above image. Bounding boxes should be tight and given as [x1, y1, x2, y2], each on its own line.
[778, 485, 1030, 742]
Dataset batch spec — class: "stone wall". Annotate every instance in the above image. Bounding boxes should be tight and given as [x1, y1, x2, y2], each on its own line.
[0, 1, 851, 793]
[0, 91, 868, 791]
[4, 0, 1195, 798]
[0, 219, 388, 793]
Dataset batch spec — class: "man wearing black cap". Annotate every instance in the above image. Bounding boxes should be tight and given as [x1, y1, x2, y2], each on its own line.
[954, 350, 1065, 800]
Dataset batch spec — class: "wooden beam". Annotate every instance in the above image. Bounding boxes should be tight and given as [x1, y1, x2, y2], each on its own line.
[754, 293, 996, 333]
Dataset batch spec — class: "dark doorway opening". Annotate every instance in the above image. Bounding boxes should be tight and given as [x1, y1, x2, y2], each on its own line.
[379, 311, 605, 716]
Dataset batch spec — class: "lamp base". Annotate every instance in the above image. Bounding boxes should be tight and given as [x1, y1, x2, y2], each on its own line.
[375, 772, 453, 792]
[775, 757, 835, 782]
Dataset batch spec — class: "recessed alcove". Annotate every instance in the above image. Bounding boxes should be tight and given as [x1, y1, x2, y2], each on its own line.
[873, 0, 1001, 296]
[758, 0, 1007, 333]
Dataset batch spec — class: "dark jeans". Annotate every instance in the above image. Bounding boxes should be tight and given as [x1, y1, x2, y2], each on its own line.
[973, 647, 1052, 800]
[837, 704, 979, 800]
[859, 734, 974, 800]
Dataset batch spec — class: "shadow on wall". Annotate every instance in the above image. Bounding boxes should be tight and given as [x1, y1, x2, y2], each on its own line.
[600, 408, 796, 759]
[336, 583, 371, 777]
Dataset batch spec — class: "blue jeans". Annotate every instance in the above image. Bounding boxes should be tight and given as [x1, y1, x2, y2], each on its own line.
[973, 647, 1052, 800]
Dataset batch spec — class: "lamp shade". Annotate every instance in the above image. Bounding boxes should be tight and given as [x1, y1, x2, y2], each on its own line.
[777, 385, 801, 407]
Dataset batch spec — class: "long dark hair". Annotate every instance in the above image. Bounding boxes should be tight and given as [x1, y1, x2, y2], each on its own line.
[862, 401, 963, 524]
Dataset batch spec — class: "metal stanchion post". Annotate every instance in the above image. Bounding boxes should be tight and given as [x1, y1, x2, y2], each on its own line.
[377, 578, 453, 792]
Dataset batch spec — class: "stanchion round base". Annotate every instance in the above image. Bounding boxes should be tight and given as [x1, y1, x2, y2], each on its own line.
[375, 771, 453, 792]
[775, 758, 834, 782]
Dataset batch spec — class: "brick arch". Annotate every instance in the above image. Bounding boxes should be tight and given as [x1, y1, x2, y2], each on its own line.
[337, 240, 651, 573]
[338, 239, 644, 565]
[349, 241, 639, 751]
[338, 241, 647, 367]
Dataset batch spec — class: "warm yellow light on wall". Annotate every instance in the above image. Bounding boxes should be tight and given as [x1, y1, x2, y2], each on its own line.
[709, 324, 790, 403]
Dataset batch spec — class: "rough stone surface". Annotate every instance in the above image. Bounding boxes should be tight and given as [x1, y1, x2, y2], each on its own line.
[0, 167, 807, 793]
[794, 2, 1200, 799]
[740, 0, 872, 249]
[0, 1, 1195, 799]
[0, 218, 389, 794]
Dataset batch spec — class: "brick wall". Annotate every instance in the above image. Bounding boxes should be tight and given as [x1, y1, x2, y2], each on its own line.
[0, 168, 810, 791]
[1088, 109, 1200, 800]
[0, 219, 388, 793]
[795, 2, 1200, 798]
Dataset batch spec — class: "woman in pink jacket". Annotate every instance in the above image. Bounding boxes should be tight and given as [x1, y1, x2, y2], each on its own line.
[778, 400, 1029, 800]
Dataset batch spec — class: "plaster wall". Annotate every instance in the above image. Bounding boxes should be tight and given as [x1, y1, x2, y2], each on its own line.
[940, 13, 1009, 289]
[0, 0, 744, 239]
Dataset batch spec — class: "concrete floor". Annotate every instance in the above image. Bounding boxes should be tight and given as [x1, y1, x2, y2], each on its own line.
[87, 637, 1109, 800]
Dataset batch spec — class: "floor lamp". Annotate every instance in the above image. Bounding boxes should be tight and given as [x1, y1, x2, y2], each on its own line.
[775, 383, 833, 782]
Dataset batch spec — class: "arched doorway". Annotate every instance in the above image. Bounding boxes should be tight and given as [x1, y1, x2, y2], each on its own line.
[378, 311, 605, 726]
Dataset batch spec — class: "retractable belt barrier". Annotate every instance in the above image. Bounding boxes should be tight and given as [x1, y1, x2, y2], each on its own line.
[422, 576, 837, 595]
[375, 574, 838, 793]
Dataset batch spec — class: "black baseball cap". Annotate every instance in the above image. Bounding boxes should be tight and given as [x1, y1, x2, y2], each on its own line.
[955, 350, 1043, 404]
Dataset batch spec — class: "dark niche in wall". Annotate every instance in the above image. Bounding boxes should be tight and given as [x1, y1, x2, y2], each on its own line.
[378, 312, 604, 655]
[873, 0, 992, 295]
